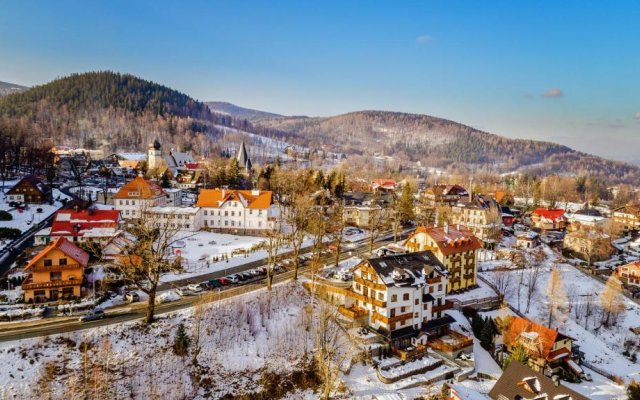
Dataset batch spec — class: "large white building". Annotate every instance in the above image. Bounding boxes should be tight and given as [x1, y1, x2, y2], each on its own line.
[145, 206, 202, 231]
[114, 176, 167, 219]
[347, 251, 454, 349]
[196, 189, 275, 234]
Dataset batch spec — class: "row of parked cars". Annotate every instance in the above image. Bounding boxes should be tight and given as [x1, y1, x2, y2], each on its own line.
[177, 265, 283, 296]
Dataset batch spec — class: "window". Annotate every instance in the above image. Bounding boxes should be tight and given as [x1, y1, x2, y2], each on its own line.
[438, 284, 442, 291]
[231, 211, 235, 217]
[204, 210, 208, 216]
[401, 306, 406, 313]
[414, 299, 419, 305]
[391, 294, 397, 302]
[355, 283, 361, 291]
[225, 221, 228, 226]
[378, 292, 384, 301]
[44, 259, 52, 267]
[59, 258, 67, 266]
[231, 221, 235, 227]
[403, 293, 409, 301]
[50, 272, 62, 281]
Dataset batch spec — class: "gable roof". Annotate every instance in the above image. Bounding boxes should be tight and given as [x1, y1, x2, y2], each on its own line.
[7, 175, 50, 196]
[24, 237, 90, 271]
[532, 208, 566, 223]
[405, 225, 482, 256]
[362, 251, 447, 287]
[503, 317, 567, 360]
[489, 361, 588, 400]
[196, 189, 272, 209]
[114, 176, 165, 200]
[50, 209, 120, 238]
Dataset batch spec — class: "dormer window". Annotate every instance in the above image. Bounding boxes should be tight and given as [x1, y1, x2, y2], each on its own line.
[128, 191, 140, 196]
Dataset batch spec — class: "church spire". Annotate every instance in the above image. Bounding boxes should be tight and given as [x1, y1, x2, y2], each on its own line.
[236, 141, 252, 172]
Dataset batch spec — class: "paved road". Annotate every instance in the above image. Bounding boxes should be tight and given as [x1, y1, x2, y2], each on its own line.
[0, 231, 410, 342]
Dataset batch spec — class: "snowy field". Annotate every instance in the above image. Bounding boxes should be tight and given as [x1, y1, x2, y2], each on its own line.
[0, 283, 324, 399]
[160, 231, 266, 282]
[481, 244, 639, 389]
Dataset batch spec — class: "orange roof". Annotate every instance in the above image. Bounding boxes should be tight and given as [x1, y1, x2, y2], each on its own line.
[196, 189, 272, 209]
[24, 237, 89, 271]
[532, 208, 566, 222]
[114, 176, 165, 200]
[504, 317, 559, 359]
[405, 225, 482, 256]
[493, 191, 512, 204]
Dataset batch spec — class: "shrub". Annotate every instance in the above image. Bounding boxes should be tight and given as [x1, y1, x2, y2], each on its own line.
[0, 211, 12, 221]
[173, 322, 190, 356]
[0, 228, 21, 239]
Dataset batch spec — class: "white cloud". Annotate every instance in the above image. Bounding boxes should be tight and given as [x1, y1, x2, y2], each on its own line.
[416, 35, 432, 44]
[542, 88, 563, 98]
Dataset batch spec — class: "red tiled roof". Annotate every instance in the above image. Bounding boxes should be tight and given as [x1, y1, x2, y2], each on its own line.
[405, 225, 482, 256]
[196, 189, 272, 209]
[504, 317, 560, 359]
[24, 237, 90, 271]
[50, 209, 120, 237]
[533, 208, 566, 222]
[114, 176, 165, 199]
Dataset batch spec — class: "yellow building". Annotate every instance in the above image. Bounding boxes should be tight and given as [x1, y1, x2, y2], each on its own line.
[22, 237, 89, 303]
[404, 224, 482, 293]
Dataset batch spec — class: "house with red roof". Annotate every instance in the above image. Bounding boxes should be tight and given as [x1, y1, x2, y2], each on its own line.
[617, 261, 640, 288]
[35, 208, 121, 246]
[22, 237, 89, 303]
[371, 178, 396, 192]
[501, 317, 583, 380]
[404, 224, 483, 292]
[531, 208, 567, 231]
[114, 176, 166, 219]
[196, 188, 275, 234]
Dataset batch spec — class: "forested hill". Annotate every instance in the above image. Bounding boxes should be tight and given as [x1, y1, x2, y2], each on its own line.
[256, 110, 640, 183]
[0, 72, 284, 156]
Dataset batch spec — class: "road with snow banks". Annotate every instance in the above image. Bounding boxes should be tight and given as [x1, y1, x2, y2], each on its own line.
[0, 231, 410, 342]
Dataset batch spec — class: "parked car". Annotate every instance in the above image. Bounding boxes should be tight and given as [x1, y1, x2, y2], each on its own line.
[208, 279, 221, 288]
[248, 269, 261, 277]
[240, 272, 252, 280]
[273, 263, 282, 271]
[187, 283, 203, 293]
[125, 292, 140, 303]
[176, 287, 194, 296]
[79, 309, 105, 322]
[217, 277, 230, 286]
[225, 275, 239, 284]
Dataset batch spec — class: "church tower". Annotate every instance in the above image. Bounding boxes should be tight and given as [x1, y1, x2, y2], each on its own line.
[236, 141, 252, 174]
[148, 138, 162, 170]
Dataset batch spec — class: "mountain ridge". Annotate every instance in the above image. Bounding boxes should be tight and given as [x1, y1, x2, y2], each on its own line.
[205, 101, 284, 121]
[0, 72, 637, 183]
[0, 81, 28, 97]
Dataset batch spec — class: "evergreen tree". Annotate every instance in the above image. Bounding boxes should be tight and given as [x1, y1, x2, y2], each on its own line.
[228, 158, 240, 187]
[397, 182, 416, 224]
[173, 323, 190, 356]
[479, 317, 495, 351]
[504, 343, 529, 369]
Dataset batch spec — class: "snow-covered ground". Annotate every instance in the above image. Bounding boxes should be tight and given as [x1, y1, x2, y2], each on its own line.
[160, 231, 266, 282]
[447, 279, 498, 304]
[0, 181, 68, 246]
[0, 283, 323, 399]
[481, 244, 640, 386]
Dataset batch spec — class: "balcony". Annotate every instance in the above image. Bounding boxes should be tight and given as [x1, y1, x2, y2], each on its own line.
[31, 263, 81, 272]
[432, 300, 453, 313]
[353, 275, 386, 291]
[338, 305, 369, 320]
[429, 330, 473, 353]
[351, 291, 386, 308]
[23, 279, 81, 290]
[426, 277, 442, 284]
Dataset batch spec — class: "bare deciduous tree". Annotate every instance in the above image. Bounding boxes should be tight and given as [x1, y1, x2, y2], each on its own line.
[545, 266, 568, 328]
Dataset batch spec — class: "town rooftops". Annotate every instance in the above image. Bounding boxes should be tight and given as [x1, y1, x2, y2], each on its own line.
[24, 237, 90, 271]
[488, 360, 588, 400]
[532, 208, 566, 223]
[196, 189, 272, 209]
[365, 251, 447, 287]
[406, 225, 482, 256]
[427, 184, 468, 197]
[50, 209, 121, 238]
[114, 176, 165, 199]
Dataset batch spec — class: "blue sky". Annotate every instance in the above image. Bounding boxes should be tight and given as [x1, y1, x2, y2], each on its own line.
[1, 1, 639, 162]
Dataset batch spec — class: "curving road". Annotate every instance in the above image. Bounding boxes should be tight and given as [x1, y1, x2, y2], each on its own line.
[0, 230, 411, 342]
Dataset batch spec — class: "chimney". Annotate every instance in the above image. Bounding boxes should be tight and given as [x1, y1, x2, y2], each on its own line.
[444, 222, 449, 234]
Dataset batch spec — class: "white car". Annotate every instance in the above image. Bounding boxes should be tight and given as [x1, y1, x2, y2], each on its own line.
[225, 275, 239, 283]
[187, 283, 203, 292]
[176, 287, 194, 296]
